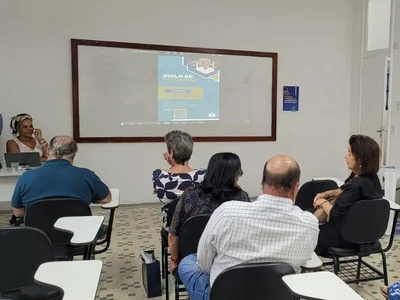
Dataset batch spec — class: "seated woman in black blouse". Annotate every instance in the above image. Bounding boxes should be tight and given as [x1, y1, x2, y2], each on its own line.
[313, 134, 383, 254]
[167, 152, 250, 272]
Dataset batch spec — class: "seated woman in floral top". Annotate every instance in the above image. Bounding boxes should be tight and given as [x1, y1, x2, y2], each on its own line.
[152, 130, 206, 231]
[168, 152, 250, 272]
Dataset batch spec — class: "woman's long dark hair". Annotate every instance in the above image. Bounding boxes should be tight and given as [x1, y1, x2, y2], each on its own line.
[348, 134, 380, 175]
[199, 152, 242, 204]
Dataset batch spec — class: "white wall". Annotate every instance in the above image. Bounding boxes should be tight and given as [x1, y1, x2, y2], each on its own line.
[0, 0, 359, 204]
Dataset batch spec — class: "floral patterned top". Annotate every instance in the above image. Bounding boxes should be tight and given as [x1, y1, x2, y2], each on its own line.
[169, 186, 250, 235]
[152, 168, 206, 229]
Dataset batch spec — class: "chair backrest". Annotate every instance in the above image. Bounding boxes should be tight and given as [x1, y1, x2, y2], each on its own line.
[178, 214, 211, 260]
[210, 262, 295, 300]
[341, 198, 389, 244]
[295, 180, 338, 211]
[25, 198, 91, 246]
[0, 227, 54, 291]
[165, 198, 180, 229]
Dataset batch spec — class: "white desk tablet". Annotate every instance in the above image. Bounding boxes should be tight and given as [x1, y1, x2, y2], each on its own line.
[54, 216, 104, 245]
[35, 260, 102, 300]
[282, 271, 363, 300]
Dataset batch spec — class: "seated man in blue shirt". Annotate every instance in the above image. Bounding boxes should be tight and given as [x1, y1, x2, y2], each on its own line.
[11, 135, 111, 217]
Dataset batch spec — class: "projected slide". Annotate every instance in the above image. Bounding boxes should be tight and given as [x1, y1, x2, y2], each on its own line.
[158, 55, 220, 122]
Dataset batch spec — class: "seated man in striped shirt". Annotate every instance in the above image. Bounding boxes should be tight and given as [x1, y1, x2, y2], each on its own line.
[178, 155, 319, 300]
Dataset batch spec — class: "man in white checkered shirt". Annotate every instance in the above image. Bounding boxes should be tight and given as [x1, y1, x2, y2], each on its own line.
[178, 155, 319, 300]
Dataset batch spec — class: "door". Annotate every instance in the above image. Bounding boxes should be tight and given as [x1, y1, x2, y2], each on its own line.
[360, 55, 389, 164]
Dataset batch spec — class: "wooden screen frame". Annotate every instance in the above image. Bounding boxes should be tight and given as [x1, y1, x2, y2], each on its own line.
[71, 38, 278, 142]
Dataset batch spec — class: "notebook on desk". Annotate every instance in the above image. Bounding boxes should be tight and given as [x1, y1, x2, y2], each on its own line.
[4, 152, 41, 167]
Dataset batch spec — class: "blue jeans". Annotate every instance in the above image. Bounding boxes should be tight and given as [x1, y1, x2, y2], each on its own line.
[178, 254, 210, 300]
[389, 282, 400, 300]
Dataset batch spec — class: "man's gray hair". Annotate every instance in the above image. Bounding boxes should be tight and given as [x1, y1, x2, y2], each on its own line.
[49, 136, 78, 159]
[164, 130, 193, 165]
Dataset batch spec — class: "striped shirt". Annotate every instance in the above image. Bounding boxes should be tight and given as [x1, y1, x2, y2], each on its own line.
[197, 194, 319, 285]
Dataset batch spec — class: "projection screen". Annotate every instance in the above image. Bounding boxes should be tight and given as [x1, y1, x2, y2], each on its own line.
[71, 39, 277, 142]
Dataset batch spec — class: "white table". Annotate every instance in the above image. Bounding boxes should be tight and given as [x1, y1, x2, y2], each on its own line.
[282, 271, 363, 300]
[92, 188, 120, 209]
[0, 168, 24, 205]
[301, 252, 322, 272]
[0, 167, 26, 177]
[55, 215, 104, 259]
[35, 260, 102, 300]
[54, 216, 104, 245]
[379, 166, 400, 234]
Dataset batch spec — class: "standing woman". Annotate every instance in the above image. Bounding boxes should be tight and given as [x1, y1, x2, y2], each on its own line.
[6, 113, 48, 162]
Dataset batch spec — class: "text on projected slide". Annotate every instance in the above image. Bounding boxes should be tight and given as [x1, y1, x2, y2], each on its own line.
[158, 55, 220, 122]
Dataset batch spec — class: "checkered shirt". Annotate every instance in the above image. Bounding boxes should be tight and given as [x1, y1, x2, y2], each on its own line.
[197, 194, 319, 285]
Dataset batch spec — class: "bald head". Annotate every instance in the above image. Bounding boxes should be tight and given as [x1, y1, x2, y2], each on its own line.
[48, 135, 78, 161]
[262, 155, 300, 199]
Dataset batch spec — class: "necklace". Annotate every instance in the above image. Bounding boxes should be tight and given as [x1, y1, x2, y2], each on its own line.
[19, 136, 33, 143]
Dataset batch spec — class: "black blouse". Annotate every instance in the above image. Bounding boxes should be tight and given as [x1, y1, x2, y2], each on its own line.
[329, 172, 384, 222]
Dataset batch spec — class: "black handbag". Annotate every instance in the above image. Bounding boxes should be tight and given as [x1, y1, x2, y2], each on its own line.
[141, 250, 162, 298]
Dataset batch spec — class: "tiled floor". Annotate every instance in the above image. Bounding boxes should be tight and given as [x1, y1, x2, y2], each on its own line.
[1, 204, 399, 300]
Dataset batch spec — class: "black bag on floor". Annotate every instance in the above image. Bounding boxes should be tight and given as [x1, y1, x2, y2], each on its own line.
[141, 250, 162, 298]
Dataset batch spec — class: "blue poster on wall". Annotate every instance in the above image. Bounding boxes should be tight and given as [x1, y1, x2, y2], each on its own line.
[283, 86, 299, 112]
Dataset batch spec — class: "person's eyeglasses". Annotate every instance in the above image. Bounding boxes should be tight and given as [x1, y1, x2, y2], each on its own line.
[239, 169, 244, 177]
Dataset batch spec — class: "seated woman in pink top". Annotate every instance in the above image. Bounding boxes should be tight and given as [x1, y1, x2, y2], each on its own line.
[6, 113, 48, 162]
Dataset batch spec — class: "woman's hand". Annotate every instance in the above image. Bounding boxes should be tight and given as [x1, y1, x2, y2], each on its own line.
[313, 197, 327, 209]
[168, 259, 178, 273]
[33, 128, 43, 140]
[313, 192, 327, 203]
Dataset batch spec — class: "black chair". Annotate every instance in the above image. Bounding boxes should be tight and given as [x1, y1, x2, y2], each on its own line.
[24, 198, 92, 260]
[94, 188, 119, 255]
[0, 227, 64, 300]
[175, 214, 211, 300]
[160, 198, 180, 300]
[319, 199, 391, 285]
[210, 262, 295, 300]
[296, 179, 338, 211]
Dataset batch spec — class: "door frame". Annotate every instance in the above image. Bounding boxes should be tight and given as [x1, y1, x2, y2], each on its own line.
[358, 0, 395, 164]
